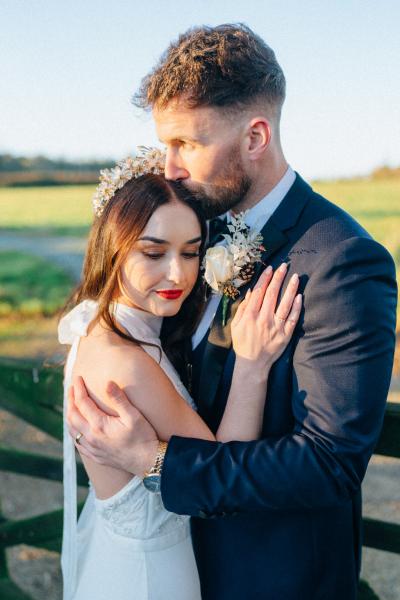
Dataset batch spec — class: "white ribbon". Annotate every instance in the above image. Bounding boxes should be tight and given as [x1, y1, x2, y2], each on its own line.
[59, 300, 98, 600]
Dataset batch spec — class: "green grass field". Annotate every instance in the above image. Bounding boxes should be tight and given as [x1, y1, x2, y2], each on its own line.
[0, 178, 398, 250]
[0, 178, 398, 363]
[0, 251, 74, 316]
[0, 251, 75, 359]
[0, 176, 398, 273]
[313, 179, 400, 265]
[0, 185, 94, 236]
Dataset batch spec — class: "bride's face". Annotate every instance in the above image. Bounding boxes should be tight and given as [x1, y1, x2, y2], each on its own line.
[116, 200, 202, 317]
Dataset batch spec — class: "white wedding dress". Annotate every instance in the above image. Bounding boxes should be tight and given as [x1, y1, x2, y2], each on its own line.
[59, 300, 202, 600]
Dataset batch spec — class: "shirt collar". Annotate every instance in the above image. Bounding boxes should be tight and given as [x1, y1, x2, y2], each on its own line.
[226, 166, 296, 233]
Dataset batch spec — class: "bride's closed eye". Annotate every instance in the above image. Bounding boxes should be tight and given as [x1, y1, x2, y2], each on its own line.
[143, 253, 163, 260]
[142, 251, 200, 260]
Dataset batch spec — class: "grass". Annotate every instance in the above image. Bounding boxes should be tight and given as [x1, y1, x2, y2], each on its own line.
[0, 179, 398, 364]
[0, 178, 399, 256]
[0, 185, 94, 236]
[313, 178, 400, 264]
[1, 177, 398, 312]
[0, 251, 74, 359]
[0, 315, 64, 360]
[0, 251, 74, 317]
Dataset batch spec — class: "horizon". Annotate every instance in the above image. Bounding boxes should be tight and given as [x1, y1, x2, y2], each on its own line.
[2, 151, 399, 183]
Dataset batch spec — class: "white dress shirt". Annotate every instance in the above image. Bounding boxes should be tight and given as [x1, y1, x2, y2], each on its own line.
[192, 166, 296, 349]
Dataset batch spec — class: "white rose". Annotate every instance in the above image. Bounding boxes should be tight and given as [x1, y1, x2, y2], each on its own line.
[204, 246, 234, 292]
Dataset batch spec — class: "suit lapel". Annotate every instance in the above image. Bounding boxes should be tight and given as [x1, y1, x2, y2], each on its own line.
[197, 173, 312, 414]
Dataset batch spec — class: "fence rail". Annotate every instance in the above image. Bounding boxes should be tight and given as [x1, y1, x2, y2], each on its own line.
[0, 357, 398, 599]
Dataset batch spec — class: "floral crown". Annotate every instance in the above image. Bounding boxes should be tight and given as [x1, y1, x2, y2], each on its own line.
[92, 146, 166, 217]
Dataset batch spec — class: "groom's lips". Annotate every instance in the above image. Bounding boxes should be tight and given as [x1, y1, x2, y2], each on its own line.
[156, 289, 183, 300]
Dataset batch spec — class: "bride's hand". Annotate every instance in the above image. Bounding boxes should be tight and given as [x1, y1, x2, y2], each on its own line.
[231, 263, 302, 371]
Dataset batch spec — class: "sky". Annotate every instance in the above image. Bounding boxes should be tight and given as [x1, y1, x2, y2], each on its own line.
[1, 0, 400, 180]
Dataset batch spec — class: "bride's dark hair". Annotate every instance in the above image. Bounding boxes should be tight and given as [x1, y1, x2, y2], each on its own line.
[63, 174, 207, 381]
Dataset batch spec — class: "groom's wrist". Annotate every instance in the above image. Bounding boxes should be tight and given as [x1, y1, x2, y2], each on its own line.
[137, 439, 159, 477]
[142, 440, 168, 493]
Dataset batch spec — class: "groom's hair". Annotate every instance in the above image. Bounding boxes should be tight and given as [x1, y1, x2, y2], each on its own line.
[133, 24, 286, 117]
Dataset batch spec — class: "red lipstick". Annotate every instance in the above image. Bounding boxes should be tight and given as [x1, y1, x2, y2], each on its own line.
[156, 289, 183, 300]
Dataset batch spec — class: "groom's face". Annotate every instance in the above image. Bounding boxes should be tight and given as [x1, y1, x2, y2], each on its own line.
[154, 100, 251, 219]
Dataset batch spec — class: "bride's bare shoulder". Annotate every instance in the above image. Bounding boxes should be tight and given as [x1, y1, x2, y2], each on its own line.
[74, 319, 161, 385]
[72, 320, 163, 414]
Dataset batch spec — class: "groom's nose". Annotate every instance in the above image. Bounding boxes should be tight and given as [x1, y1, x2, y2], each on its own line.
[164, 150, 190, 181]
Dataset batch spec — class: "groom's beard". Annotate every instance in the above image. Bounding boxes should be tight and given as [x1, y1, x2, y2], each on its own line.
[181, 151, 252, 219]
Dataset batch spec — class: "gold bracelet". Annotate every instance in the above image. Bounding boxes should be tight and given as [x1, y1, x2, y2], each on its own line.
[144, 441, 168, 477]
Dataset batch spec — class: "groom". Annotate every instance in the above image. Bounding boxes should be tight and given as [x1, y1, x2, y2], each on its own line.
[68, 25, 397, 599]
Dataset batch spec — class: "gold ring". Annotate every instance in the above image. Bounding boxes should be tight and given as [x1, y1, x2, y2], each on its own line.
[276, 315, 286, 323]
[75, 432, 84, 445]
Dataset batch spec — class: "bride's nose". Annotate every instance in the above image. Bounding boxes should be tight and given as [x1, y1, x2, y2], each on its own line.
[166, 257, 185, 284]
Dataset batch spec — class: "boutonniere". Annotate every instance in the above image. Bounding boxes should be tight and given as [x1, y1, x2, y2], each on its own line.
[203, 211, 265, 326]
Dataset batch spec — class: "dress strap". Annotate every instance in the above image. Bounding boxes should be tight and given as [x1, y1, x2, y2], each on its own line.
[58, 300, 98, 344]
[62, 337, 80, 600]
[59, 300, 98, 600]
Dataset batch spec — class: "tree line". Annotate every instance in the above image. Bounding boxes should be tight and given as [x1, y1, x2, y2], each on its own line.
[0, 153, 399, 186]
[0, 154, 116, 186]
[0, 154, 114, 173]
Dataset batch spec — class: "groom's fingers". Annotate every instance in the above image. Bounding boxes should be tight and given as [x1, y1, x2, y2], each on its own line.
[104, 381, 135, 421]
[67, 389, 89, 438]
[67, 386, 107, 456]
[74, 439, 103, 463]
[73, 376, 105, 430]
[68, 401, 103, 455]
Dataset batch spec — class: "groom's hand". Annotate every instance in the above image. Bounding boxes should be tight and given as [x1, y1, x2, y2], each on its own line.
[67, 376, 159, 477]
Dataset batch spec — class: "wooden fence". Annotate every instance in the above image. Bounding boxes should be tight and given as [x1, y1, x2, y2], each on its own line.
[0, 356, 399, 599]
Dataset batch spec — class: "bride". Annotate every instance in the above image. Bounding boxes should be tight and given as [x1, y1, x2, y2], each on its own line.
[59, 149, 301, 600]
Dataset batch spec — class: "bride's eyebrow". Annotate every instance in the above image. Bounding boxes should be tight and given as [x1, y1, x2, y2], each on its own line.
[138, 237, 167, 244]
[138, 236, 202, 244]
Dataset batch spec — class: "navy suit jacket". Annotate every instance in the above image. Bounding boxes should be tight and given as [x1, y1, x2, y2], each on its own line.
[160, 174, 397, 600]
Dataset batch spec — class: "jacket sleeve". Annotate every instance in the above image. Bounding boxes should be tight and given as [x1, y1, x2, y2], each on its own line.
[160, 237, 398, 517]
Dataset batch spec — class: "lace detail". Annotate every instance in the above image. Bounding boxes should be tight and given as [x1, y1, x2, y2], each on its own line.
[95, 477, 188, 539]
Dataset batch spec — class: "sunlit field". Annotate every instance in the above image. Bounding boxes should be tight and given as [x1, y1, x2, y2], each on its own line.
[0, 178, 399, 379]
[0, 179, 399, 259]
[0, 185, 94, 236]
[313, 178, 400, 266]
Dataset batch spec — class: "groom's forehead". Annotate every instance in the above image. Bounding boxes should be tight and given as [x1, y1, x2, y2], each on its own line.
[153, 103, 223, 140]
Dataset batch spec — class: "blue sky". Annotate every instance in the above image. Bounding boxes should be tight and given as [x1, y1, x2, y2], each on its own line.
[1, 0, 399, 179]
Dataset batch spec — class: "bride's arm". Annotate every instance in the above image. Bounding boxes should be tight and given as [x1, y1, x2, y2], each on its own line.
[78, 266, 300, 447]
[115, 265, 301, 445]
[69, 265, 300, 487]
[216, 264, 301, 442]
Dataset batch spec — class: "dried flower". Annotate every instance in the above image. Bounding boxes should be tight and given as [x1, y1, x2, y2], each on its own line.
[203, 211, 265, 325]
[92, 147, 166, 217]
